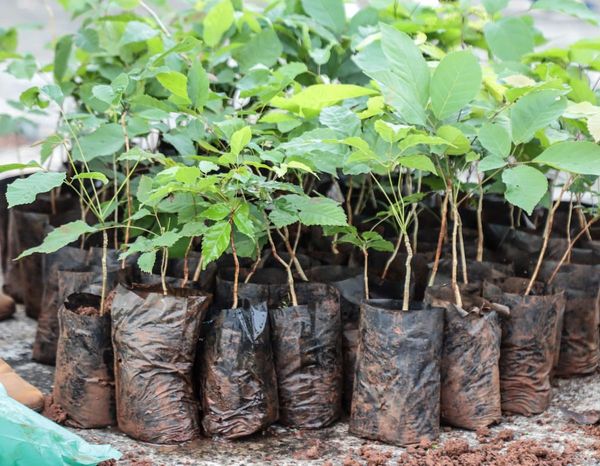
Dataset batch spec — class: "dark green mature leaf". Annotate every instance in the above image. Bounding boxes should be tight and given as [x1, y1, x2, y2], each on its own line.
[236, 28, 283, 72]
[479, 122, 511, 158]
[54, 35, 72, 82]
[430, 50, 482, 120]
[534, 141, 600, 175]
[203, 0, 234, 47]
[301, 0, 346, 34]
[202, 221, 231, 265]
[502, 165, 548, 215]
[74, 123, 125, 161]
[17, 220, 96, 259]
[188, 59, 210, 110]
[484, 18, 534, 62]
[6, 171, 65, 208]
[510, 90, 567, 144]
[532, 0, 600, 25]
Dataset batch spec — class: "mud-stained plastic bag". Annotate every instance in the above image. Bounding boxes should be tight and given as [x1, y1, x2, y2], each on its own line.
[0, 383, 120, 465]
[112, 283, 211, 444]
[200, 301, 278, 438]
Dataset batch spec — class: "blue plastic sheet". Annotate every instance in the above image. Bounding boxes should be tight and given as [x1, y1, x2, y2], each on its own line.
[0, 383, 121, 465]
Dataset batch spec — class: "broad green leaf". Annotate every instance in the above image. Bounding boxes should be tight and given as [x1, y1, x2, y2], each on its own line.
[152, 230, 183, 248]
[380, 24, 429, 107]
[484, 18, 534, 62]
[120, 21, 159, 46]
[437, 125, 471, 155]
[534, 141, 600, 176]
[0, 162, 40, 173]
[532, 0, 599, 25]
[502, 165, 548, 215]
[284, 195, 347, 226]
[482, 0, 509, 14]
[188, 59, 210, 110]
[374, 120, 410, 143]
[6, 171, 65, 208]
[588, 113, 600, 142]
[72, 171, 109, 185]
[230, 126, 252, 156]
[270, 84, 376, 117]
[203, 203, 230, 221]
[54, 35, 72, 82]
[202, 221, 231, 265]
[510, 90, 567, 144]
[17, 220, 96, 259]
[430, 50, 482, 120]
[74, 123, 125, 161]
[233, 204, 254, 238]
[320, 106, 360, 136]
[479, 156, 507, 172]
[203, 0, 234, 47]
[157, 71, 189, 100]
[301, 0, 346, 34]
[236, 28, 282, 72]
[137, 251, 156, 274]
[479, 122, 511, 158]
[397, 154, 437, 174]
[175, 166, 201, 184]
[92, 84, 115, 105]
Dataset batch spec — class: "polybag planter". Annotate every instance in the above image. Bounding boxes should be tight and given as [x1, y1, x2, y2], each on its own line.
[0, 383, 120, 465]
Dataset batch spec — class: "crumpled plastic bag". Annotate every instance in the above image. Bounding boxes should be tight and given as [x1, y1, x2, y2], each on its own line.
[0, 383, 121, 466]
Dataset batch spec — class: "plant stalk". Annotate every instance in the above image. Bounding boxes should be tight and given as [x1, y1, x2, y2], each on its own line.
[428, 190, 449, 287]
[363, 248, 370, 301]
[100, 229, 108, 315]
[402, 233, 413, 312]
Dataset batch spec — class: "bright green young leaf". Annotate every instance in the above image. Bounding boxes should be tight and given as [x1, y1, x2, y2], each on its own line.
[203, 0, 234, 47]
[17, 220, 97, 259]
[484, 17, 534, 62]
[301, 0, 346, 34]
[188, 59, 210, 110]
[534, 141, 600, 176]
[397, 154, 437, 174]
[72, 171, 109, 185]
[230, 127, 252, 156]
[137, 251, 156, 274]
[157, 71, 189, 100]
[510, 90, 567, 144]
[532, 0, 599, 25]
[430, 50, 482, 120]
[0, 162, 40, 173]
[152, 230, 183, 248]
[74, 123, 125, 161]
[479, 156, 507, 172]
[233, 204, 254, 238]
[202, 221, 231, 265]
[437, 125, 471, 155]
[6, 171, 66, 208]
[502, 165, 548, 215]
[479, 122, 511, 158]
[203, 203, 230, 221]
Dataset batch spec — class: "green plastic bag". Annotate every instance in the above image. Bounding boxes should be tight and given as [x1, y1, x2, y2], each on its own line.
[0, 383, 121, 466]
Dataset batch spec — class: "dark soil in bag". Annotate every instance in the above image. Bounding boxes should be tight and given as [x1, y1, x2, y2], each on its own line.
[32, 248, 124, 365]
[199, 301, 278, 438]
[484, 225, 541, 275]
[432, 258, 513, 287]
[0, 175, 18, 272]
[537, 262, 600, 377]
[350, 300, 444, 446]
[307, 266, 364, 412]
[483, 278, 565, 416]
[53, 293, 115, 428]
[270, 282, 343, 429]
[366, 251, 429, 302]
[424, 284, 502, 430]
[111, 283, 211, 444]
[215, 267, 288, 309]
[166, 252, 217, 293]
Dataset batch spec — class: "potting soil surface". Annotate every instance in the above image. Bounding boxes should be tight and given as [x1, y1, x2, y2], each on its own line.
[2, 306, 600, 466]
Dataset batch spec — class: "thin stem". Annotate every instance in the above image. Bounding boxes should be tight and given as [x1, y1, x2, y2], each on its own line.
[402, 233, 413, 312]
[230, 221, 239, 309]
[363, 248, 370, 300]
[100, 230, 108, 315]
[381, 233, 402, 281]
[458, 217, 468, 284]
[140, 0, 171, 37]
[450, 190, 463, 308]
[181, 237, 194, 288]
[266, 222, 297, 306]
[476, 171, 484, 262]
[192, 254, 204, 282]
[161, 247, 168, 296]
[428, 190, 449, 287]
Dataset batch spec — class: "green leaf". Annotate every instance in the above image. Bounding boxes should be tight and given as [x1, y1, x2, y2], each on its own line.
[479, 156, 507, 172]
[6, 171, 66, 208]
[380, 24, 429, 108]
[233, 204, 254, 238]
[533, 141, 600, 176]
[0, 162, 40, 173]
[532, 0, 599, 25]
[203, 0, 234, 47]
[301, 0, 346, 34]
[484, 18, 534, 62]
[152, 230, 183, 248]
[157, 71, 189, 100]
[437, 125, 471, 155]
[17, 220, 96, 259]
[479, 122, 511, 158]
[236, 28, 283, 73]
[202, 221, 231, 265]
[188, 59, 210, 110]
[120, 21, 159, 46]
[92, 84, 115, 105]
[397, 154, 437, 174]
[230, 126, 252, 156]
[510, 90, 567, 144]
[430, 50, 482, 120]
[74, 123, 125, 161]
[482, 0, 509, 14]
[54, 35, 72, 82]
[72, 171, 109, 185]
[502, 165, 548, 215]
[320, 106, 360, 137]
[203, 203, 230, 221]
[137, 251, 156, 274]
[284, 195, 347, 226]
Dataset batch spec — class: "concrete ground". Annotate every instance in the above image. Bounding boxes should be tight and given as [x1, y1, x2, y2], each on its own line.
[3, 302, 600, 465]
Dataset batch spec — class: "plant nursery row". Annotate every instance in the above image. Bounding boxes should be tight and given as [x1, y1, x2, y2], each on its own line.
[0, 0, 599, 458]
